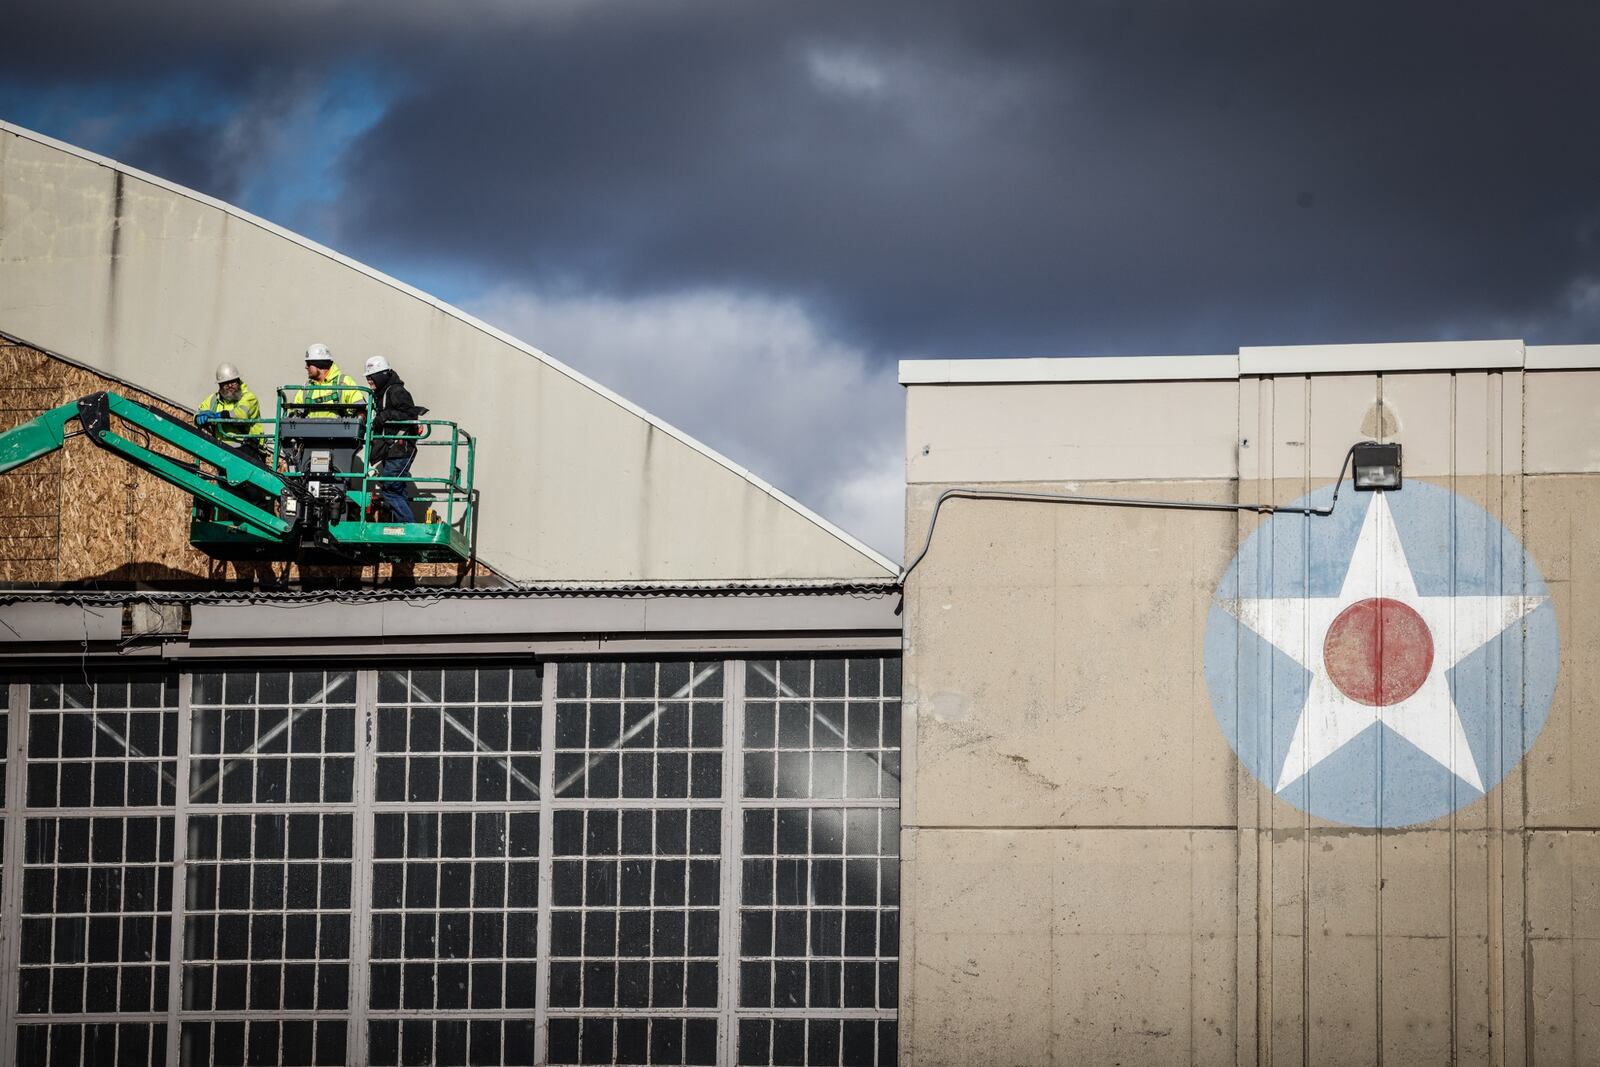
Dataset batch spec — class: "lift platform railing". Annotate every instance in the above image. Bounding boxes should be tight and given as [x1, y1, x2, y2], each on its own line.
[276, 384, 472, 530]
[197, 385, 477, 540]
[363, 418, 477, 533]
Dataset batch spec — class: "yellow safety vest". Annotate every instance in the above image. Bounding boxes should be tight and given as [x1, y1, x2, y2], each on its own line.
[199, 383, 267, 448]
[290, 363, 365, 418]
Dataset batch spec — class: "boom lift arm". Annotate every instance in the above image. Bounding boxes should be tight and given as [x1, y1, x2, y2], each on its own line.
[0, 391, 296, 540]
[1, 385, 477, 568]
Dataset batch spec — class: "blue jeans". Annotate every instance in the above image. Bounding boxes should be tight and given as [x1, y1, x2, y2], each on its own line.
[376, 454, 415, 522]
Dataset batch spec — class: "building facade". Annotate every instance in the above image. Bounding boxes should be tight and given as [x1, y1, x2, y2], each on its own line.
[899, 342, 1600, 1066]
[0, 120, 903, 1066]
[13, 115, 1600, 1066]
[1, 589, 901, 1066]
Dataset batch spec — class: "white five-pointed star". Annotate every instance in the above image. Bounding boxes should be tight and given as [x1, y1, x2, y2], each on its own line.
[1222, 493, 1545, 794]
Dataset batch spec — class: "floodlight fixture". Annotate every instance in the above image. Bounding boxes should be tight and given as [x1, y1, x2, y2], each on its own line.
[1352, 442, 1402, 491]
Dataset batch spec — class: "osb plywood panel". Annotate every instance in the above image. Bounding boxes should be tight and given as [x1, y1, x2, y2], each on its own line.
[0, 342, 212, 584]
[0, 343, 482, 587]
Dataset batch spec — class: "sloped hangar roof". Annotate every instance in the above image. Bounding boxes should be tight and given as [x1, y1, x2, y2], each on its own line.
[0, 120, 896, 583]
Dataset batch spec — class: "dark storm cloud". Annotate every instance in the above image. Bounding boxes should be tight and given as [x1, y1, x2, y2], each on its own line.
[337, 2, 1600, 356]
[10, 1, 1600, 356]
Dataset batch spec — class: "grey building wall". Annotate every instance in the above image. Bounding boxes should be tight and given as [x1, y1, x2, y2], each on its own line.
[899, 342, 1600, 1066]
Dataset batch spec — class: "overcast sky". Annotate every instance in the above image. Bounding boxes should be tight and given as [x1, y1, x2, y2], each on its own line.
[7, 2, 1600, 558]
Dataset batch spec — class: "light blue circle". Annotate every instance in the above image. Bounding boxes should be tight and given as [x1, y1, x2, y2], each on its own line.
[1204, 480, 1559, 827]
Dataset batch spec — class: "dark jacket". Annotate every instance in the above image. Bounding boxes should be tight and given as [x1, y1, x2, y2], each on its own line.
[368, 370, 424, 461]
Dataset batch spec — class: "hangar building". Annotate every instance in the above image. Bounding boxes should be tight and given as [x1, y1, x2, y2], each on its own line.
[0, 121, 901, 1067]
[6, 116, 1600, 1067]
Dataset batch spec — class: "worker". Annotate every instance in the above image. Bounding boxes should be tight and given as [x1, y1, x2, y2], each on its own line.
[192, 362, 273, 520]
[364, 355, 425, 522]
[195, 363, 268, 458]
[291, 343, 365, 417]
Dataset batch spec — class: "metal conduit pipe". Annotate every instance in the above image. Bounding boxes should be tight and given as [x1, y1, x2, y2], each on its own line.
[900, 442, 1365, 585]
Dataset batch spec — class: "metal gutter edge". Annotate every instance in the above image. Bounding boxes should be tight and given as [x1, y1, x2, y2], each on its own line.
[0, 603, 121, 644]
[163, 632, 902, 660]
[186, 590, 902, 643]
[0, 578, 902, 607]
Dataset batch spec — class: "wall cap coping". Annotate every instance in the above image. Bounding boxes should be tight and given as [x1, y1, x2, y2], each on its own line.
[902, 340, 1600, 384]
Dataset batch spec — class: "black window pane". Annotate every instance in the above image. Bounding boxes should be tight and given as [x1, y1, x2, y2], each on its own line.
[738, 656, 901, 1048]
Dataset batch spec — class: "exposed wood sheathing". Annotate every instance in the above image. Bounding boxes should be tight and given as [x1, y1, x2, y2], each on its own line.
[0, 343, 480, 587]
[0, 342, 210, 584]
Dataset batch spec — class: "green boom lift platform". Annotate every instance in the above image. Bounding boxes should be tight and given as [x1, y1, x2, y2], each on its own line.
[0, 386, 478, 568]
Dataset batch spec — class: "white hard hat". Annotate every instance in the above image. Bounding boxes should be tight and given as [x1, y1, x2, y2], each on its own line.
[304, 342, 332, 364]
[215, 362, 241, 384]
[364, 355, 391, 375]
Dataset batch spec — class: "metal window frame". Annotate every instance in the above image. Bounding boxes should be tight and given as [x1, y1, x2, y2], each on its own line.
[535, 665, 557, 1063]
[717, 659, 744, 1065]
[171, 669, 362, 1067]
[0, 651, 900, 1067]
[541, 659, 730, 1066]
[0, 680, 27, 1067]
[160, 673, 192, 1066]
[3, 674, 182, 1066]
[362, 664, 546, 1065]
[730, 656, 902, 1066]
[348, 668, 377, 1066]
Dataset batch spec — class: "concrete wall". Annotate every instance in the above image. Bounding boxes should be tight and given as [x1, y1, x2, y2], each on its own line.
[0, 122, 894, 583]
[900, 342, 1600, 1065]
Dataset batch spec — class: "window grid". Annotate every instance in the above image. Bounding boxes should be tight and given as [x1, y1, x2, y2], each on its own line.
[547, 660, 728, 1066]
[552, 661, 724, 802]
[184, 670, 360, 1067]
[17, 815, 176, 1016]
[13, 675, 180, 1067]
[188, 671, 357, 808]
[177, 1019, 346, 1066]
[735, 659, 900, 1067]
[0, 656, 900, 1067]
[367, 666, 543, 1067]
[180, 813, 355, 1013]
[374, 667, 541, 806]
[17, 1020, 169, 1066]
[25, 678, 179, 811]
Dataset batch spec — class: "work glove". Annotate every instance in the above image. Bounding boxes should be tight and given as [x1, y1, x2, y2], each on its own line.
[195, 411, 218, 427]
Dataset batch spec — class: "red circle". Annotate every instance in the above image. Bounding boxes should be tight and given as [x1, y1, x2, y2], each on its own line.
[1323, 597, 1435, 706]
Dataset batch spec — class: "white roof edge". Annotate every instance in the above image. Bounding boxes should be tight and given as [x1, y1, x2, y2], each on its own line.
[904, 339, 1600, 384]
[1239, 339, 1524, 375]
[1526, 344, 1600, 370]
[0, 120, 898, 578]
[899, 354, 1239, 384]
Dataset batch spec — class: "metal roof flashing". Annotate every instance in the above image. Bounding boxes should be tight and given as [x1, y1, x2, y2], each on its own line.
[901, 340, 1600, 384]
[1238, 339, 1524, 375]
[0, 581, 905, 659]
[899, 355, 1238, 384]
